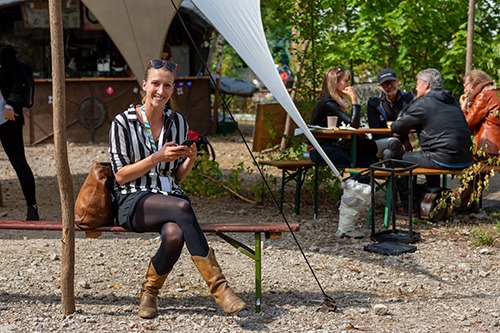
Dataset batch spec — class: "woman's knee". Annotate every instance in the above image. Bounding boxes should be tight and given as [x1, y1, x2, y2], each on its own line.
[174, 199, 197, 220]
[162, 222, 184, 244]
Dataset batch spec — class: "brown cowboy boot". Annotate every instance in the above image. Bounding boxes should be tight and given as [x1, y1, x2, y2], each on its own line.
[192, 248, 245, 314]
[138, 261, 169, 319]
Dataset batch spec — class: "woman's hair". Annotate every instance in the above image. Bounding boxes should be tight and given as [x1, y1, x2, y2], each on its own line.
[142, 59, 178, 82]
[318, 67, 350, 104]
[417, 68, 442, 90]
[464, 69, 493, 86]
[141, 59, 178, 105]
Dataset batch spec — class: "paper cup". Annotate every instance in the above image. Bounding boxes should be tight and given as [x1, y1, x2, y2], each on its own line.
[327, 116, 338, 129]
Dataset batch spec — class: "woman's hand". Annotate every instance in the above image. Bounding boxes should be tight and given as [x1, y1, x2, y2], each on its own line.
[114, 142, 197, 185]
[4, 107, 15, 121]
[156, 141, 195, 163]
[459, 93, 469, 111]
[173, 141, 197, 182]
[179, 141, 197, 160]
[342, 86, 358, 104]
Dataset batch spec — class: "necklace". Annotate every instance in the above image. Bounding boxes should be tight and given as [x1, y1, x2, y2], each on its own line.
[140, 105, 159, 152]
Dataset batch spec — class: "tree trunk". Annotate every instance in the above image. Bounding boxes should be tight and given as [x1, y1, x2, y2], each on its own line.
[280, 40, 309, 149]
[48, 0, 75, 315]
[465, 0, 475, 73]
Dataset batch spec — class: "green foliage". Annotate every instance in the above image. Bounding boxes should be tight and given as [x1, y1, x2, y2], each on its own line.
[182, 155, 227, 198]
[273, 138, 308, 160]
[182, 154, 275, 204]
[259, 0, 500, 99]
[213, 1, 500, 109]
[305, 166, 343, 203]
[471, 227, 495, 247]
[438, 153, 499, 213]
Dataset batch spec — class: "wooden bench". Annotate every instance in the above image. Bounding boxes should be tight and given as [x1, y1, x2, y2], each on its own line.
[0, 219, 299, 313]
[260, 160, 317, 215]
[346, 165, 500, 228]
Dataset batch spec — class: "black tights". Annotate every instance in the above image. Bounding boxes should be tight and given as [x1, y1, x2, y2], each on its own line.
[131, 194, 209, 275]
[0, 120, 37, 207]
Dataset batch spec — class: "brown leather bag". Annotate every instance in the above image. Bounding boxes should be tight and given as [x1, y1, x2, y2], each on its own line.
[74, 161, 114, 230]
[419, 185, 452, 221]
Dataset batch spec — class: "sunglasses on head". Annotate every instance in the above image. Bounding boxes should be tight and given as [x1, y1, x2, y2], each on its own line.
[149, 59, 178, 72]
[335, 67, 344, 75]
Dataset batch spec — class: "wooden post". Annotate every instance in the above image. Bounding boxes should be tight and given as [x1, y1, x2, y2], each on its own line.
[48, 0, 76, 315]
[465, 0, 475, 73]
[280, 40, 309, 149]
[212, 34, 224, 135]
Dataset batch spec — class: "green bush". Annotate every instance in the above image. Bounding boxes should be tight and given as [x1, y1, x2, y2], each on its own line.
[182, 154, 275, 204]
[471, 227, 495, 247]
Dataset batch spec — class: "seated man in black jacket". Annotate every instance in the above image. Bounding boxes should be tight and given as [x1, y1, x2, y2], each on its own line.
[367, 68, 414, 159]
[391, 68, 473, 214]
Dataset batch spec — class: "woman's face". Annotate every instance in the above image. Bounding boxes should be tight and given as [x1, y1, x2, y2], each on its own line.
[142, 68, 175, 108]
[463, 78, 473, 94]
[336, 73, 351, 94]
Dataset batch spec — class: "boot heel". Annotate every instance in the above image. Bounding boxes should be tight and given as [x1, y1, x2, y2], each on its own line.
[138, 261, 169, 319]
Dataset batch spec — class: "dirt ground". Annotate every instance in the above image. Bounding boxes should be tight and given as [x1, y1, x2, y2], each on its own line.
[0, 122, 499, 332]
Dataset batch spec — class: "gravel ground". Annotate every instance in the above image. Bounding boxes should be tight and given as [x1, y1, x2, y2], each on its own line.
[0, 125, 499, 332]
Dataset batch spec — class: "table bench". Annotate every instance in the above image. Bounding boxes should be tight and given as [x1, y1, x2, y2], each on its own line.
[0, 219, 299, 313]
[347, 165, 500, 228]
[260, 160, 318, 216]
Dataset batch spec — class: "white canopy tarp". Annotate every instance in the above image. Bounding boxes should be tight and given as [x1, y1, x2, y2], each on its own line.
[81, 0, 183, 79]
[191, 0, 340, 177]
[81, 0, 341, 178]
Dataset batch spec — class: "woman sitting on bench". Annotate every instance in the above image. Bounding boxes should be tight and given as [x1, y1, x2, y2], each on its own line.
[458, 69, 500, 213]
[109, 59, 245, 319]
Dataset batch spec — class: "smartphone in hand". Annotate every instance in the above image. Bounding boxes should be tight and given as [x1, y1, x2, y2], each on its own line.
[180, 139, 195, 147]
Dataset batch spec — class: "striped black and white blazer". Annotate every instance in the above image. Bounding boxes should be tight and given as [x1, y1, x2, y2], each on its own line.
[109, 104, 189, 195]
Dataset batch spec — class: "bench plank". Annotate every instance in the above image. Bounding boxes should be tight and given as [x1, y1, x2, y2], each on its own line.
[347, 165, 500, 229]
[0, 220, 299, 234]
[347, 167, 463, 178]
[260, 160, 315, 171]
[347, 165, 499, 178]
[0, 218, 299, 313]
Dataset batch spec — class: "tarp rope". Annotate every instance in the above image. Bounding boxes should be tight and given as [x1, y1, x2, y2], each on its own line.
[170, 0, 336, 312]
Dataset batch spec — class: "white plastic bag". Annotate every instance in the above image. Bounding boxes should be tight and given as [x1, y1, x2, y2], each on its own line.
[336, 179, 371, 238]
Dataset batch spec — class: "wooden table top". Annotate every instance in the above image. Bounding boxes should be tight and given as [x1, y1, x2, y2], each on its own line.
[312, 127, 393, 138]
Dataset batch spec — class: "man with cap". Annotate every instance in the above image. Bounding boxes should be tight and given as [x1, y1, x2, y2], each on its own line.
[367, 68, 414, 159]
